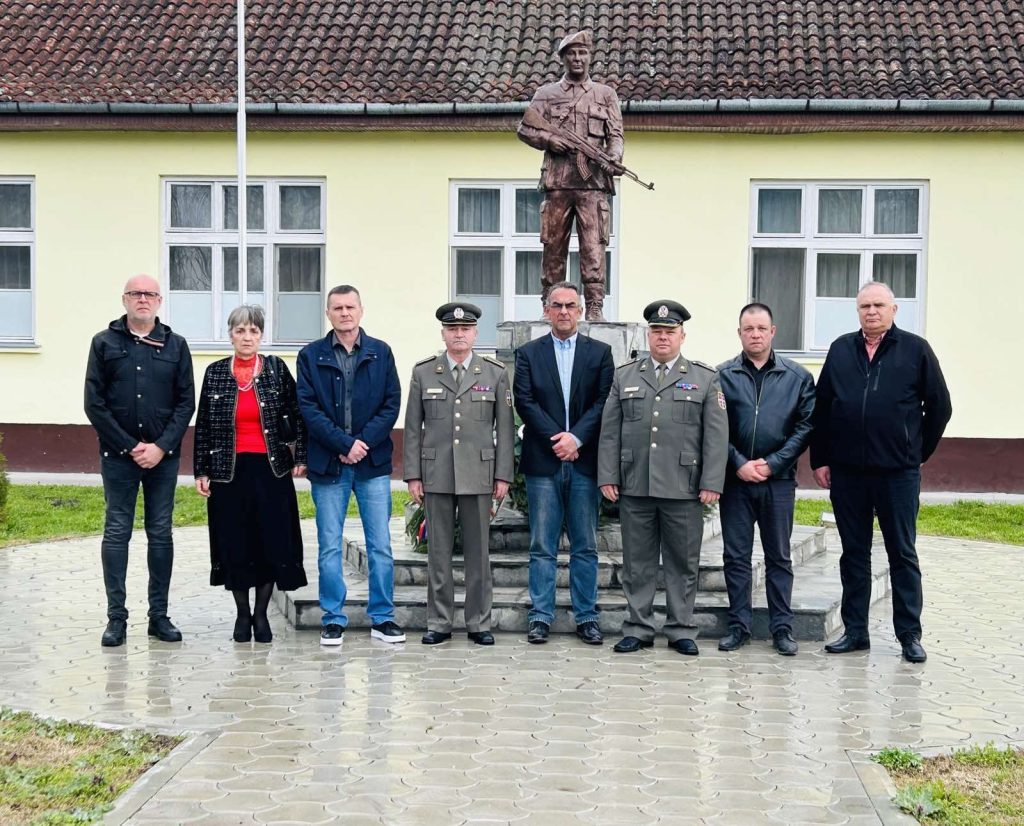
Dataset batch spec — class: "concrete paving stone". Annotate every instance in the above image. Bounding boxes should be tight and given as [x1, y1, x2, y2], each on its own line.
[218, 772, 296, 793]
[696, 770, 775, 793]
[577, 803, 659, 824]
[590, 734, 660, 754]
[653, 810, 721, 825]
[516, 790, 598, 814]
[127, 799, 212, 822]
[157, 781, 229, 802]
[765, 802, 851, 823]
[253, 802, 334, 824]
[201, 789, 276, 813]
[454, 798, 532, 822]
[470, 746, 543, 766]
[270, 783, 354, 805]
[521, 770, 599, 794]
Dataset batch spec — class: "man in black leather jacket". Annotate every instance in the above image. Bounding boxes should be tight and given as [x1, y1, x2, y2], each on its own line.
[84, 274, 195, 647]
[716, 303, 815, 656]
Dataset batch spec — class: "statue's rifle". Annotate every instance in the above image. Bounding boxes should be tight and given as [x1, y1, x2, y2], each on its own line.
[521, 106, 655, 191]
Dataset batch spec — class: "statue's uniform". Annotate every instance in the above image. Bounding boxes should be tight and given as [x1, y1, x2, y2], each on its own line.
[598, 356, 729, 643]
[403, 353, 514, 633]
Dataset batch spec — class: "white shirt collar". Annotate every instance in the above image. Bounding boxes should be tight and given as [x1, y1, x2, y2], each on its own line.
[446, 351, 474, 371]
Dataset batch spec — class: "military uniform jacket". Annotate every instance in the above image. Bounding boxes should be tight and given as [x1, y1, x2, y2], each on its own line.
[597, 356, 729, 499]
[403, 353, 515, 495]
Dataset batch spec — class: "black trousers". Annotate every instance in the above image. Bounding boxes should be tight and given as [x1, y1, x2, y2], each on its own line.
[720, 478, 796, 635]
[830, 466, 922, 640]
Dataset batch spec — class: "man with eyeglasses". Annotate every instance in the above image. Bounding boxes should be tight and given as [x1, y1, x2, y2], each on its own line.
[513, 282, 614, 644]
[85, 274, 195, 647]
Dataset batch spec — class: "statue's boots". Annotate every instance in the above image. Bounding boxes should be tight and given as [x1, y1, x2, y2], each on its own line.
[584, 283, 605, 322]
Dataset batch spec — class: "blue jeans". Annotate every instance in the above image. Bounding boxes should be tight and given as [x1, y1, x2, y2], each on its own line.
[525, 464, 600, 625]
[100, 452, 180, 620]
[311, 468, 395, 627]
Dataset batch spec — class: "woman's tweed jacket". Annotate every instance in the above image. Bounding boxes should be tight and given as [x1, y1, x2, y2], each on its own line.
[194, 355, 307, 481]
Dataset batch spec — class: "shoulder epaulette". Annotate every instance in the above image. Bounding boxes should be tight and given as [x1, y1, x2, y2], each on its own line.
[690, 359, 718, 372]
[482, 354, 505, 367]
[616, 358, 638, 370]
[415, 354, 439, 366]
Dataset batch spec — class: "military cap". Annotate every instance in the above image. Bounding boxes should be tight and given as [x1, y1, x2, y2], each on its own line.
[643, 300, 691, 327]
[557, 30, 593, 56]
[436, 301, 482, 326]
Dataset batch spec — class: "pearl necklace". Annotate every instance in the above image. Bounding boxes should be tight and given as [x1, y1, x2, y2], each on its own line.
[231, 354, 262, 392]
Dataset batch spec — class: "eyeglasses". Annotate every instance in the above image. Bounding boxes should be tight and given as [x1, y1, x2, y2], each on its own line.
[548, 302, 579, 311]
[124, 291, 161, 300]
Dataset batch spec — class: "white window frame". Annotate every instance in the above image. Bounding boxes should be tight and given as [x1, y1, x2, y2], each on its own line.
[749, 180, 928, 353]
[450, 180, 620, 345]
[162, 177, 326, 346]
[0, 176, 36, 344]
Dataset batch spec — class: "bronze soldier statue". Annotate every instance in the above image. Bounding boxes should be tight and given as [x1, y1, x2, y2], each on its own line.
[517, 31, 625, 322]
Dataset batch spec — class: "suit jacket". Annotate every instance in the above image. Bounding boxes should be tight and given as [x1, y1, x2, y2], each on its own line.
[597, 356, 729, 499]
[403, 352, 515, 495]
[514, 332, 614, 478]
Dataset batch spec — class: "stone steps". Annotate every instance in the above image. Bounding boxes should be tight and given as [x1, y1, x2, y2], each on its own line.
[276, 518, 891, 641]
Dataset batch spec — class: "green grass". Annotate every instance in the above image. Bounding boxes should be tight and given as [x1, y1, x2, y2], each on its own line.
[875, 746, 924, 772]
[0, 707, 179, 825]
[886, 743, 1024, 824]
[0, 484, 410, 548]
[794, 499, 1024, 546]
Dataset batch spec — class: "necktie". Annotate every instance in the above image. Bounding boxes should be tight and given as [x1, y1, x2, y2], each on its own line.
[656, 363, 666, 383]
[454, 363, 465, 388]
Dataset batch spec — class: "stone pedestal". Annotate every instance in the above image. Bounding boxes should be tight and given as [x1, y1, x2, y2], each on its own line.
[495, 319, 648, 371]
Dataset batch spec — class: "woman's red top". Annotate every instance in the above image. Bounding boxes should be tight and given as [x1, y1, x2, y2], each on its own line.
[233, 356, 267, 454]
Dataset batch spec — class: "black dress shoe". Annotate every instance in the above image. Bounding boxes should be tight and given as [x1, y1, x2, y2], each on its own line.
[613, 636, 653, 653]
[824, 633, 870, 654]
[101, 619, 127, 647]
[147, 616, 182, 642]
[527, 621, 549, 644]
[233, 616, 252, 643]
[717, 626, 751, 651]
[671, 638, 699, 656]
[576, 620, 604, 645]
[421, 630, 452, 645]
[468, 631, 495, 646]
[772, 630, 799, 656]
[900, 634, 927, 663]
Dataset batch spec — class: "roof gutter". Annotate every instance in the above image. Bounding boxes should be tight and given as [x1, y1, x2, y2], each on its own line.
[1, 98, 1023, 115]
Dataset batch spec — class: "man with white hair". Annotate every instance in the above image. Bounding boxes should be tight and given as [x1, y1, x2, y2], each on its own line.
[811, 281, 951, 663]
[85, 274, 195, 646]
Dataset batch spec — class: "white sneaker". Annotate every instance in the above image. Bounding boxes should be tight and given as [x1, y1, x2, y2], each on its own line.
[370, 621, 406, 643]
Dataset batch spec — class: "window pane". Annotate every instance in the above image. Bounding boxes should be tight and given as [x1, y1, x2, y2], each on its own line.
[277, 246, 322, 292]
[0, 246, 30, 289]
[873, 253, 917, 298]
[169, 246, 212, 290]
[279, 186, 322, 231]
[874, 189, 919, 234]
[458, 188, 500, 233]
[757, 189, 801, 233]
[569, 252, 613, 293]
[223, 246, 265, 292]
[515, 251, 543, 294]
[224, 185, 266, 231]
[752, 248, 805, 350]
[454, 249, 501, 295]
[170, 184, 212, 229]
[0, 184, 31, 228]
[515, 189, 543, 234]
[818, 189, 862, 234]
[816, 253, 860, 297]
[0, 290, 32, 338]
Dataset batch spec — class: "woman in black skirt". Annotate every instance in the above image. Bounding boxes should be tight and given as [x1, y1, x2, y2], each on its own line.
[194, 305, 308, 643]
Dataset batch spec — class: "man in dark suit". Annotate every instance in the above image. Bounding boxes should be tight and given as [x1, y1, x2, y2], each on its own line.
[514, 281, 615, 644]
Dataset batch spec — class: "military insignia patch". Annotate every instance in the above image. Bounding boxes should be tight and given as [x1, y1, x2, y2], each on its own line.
[676, 382, 698, 390]
[657, 304, 669, 318]
[717, 391, 727, 410]
[453, 307, 465, 319]
[505, 389, 512, 407]
[471, 384, 493, 392]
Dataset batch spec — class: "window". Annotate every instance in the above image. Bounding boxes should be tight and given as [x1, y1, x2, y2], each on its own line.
[163, 179, 325, 344]
[450, 181, 618, 345]
[0, 178, 34, 342]
[750, 182, 927, 351]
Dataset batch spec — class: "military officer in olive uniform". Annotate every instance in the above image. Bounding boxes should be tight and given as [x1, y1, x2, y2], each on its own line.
[598, 300, 729, 655]
[404, 302, 515, 646]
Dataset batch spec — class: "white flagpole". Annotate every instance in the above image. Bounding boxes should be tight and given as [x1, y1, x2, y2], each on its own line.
[236, 0, 247, 305]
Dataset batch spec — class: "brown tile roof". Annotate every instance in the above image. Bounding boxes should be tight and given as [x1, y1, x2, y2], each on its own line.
[2, 2, 1023, 106]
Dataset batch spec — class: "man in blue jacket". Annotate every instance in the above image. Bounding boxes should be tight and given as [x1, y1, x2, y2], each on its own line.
[297, 285, 403, 646]
[716, 303, 814, 656]
[811, 282, 951, 663]
[514, 282, 614, 645]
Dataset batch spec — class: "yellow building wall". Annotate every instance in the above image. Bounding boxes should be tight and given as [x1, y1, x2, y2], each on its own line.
[1, 128, 1020, 439]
